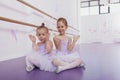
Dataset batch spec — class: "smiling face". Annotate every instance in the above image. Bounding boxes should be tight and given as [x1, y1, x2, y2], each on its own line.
[36, 28, 49, 43]
[57, 18, 68, 35]
[57, 21, 67, 35]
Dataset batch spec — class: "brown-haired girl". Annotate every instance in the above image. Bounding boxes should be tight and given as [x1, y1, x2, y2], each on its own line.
[53, 18, 84, 73]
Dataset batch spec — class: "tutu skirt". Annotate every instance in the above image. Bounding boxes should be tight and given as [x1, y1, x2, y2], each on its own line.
[53, 44, 81, 63]
[26, 50, 56, 72]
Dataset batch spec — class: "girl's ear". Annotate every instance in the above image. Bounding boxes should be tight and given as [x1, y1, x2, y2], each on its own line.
[47, 32, 50, 36]
[66, 26, 68, 29]
[65, 26, 68, 29]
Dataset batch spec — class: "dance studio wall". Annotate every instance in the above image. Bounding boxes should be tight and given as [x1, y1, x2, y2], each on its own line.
[0, 0, 80, 61]
[80, 14, 120, 43]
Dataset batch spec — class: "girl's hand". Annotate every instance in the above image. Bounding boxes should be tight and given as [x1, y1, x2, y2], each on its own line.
[29, 34, 36, 43]
[73, 35, 80, 42]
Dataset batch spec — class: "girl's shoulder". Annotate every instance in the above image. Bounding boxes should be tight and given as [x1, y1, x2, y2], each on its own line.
[53, 35, 59, 39]
[37, 40, 52, 44]
[37, 42, 44, 46]
[53, 35, 72, 42]
[66, 36, 71, 39]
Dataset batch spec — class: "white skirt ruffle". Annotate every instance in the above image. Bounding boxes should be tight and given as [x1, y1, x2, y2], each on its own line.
[53, 51, 81, 63]
[26, 50, 56, 72]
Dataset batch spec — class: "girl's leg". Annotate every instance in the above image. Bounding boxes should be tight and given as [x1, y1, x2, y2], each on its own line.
[56, 58, 83, 73]
[52, 58, 69, 66]
[26, 55, 40, 71]
[26, 56, 35, 71]
[26, 56, 34, 67]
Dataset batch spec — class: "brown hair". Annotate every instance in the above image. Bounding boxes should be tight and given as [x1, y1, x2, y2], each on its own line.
[57, 17, 68, 28]
[36, 23, 49, 33]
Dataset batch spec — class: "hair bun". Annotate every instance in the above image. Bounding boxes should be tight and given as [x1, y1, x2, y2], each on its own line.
[41, 23, 45, 26]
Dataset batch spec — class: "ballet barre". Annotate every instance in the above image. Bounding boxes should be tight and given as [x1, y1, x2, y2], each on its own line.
[17, 0, 80, 32]
[0, 16, 76, 36]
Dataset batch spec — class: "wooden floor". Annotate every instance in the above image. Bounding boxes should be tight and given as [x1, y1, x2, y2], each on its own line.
[0, 43, 120, 80]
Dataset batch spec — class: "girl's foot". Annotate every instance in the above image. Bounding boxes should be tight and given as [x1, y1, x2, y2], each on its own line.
[56, 66, 63, 73]
[78, 62, 85, 69]
[26, 65, 35, 72]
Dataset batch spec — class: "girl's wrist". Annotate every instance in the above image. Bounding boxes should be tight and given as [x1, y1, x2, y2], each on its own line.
[73, 40, 77, 43]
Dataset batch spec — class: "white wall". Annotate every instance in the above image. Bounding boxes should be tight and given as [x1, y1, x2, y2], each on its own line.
[0, 0, 79, 61]
[80, 14, 120, 43]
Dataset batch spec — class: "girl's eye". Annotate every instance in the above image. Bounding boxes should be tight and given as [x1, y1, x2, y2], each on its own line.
[61, 26, 63, 28]
[38, 34, 41, 36]
[42, 34, 45, 36]
[57, 26, 60, 28]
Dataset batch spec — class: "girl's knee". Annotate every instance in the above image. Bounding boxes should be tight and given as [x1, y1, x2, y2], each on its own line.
[26, 55, 35, 61]
[26, 56, 31, 61]
[76, 58, 83, 63]
[52, 58, 58, 63]
[52, 58, 60, 65]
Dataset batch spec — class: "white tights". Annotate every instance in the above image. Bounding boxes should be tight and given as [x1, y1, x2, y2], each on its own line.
[26, 55, 40, 67]
[53, 58, 83, 72]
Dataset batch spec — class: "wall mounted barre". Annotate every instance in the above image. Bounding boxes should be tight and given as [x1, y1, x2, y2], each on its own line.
[0, 16, 38, 28]
[0, 16, 76, 36]
[17, 0, 80, 32]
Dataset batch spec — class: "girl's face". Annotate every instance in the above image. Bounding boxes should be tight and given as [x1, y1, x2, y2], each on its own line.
[57, 21, 67, 35]
[36, 28, 49, 43]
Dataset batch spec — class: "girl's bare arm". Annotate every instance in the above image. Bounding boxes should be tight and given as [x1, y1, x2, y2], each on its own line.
[29, 34, 38, 51]
[46, 40, 53, 53]
[53, 36, 61, 50]
[68, 35, 80, 51]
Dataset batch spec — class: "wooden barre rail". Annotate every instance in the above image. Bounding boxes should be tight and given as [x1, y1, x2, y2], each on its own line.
[17, 0, 57, 21]
[0, 16, 38, 28]
[0, 16, 76, 36]
[17, 0, 80, 32]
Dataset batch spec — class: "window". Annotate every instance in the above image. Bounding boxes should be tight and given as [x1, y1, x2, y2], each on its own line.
[80, 0, 120, 16]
